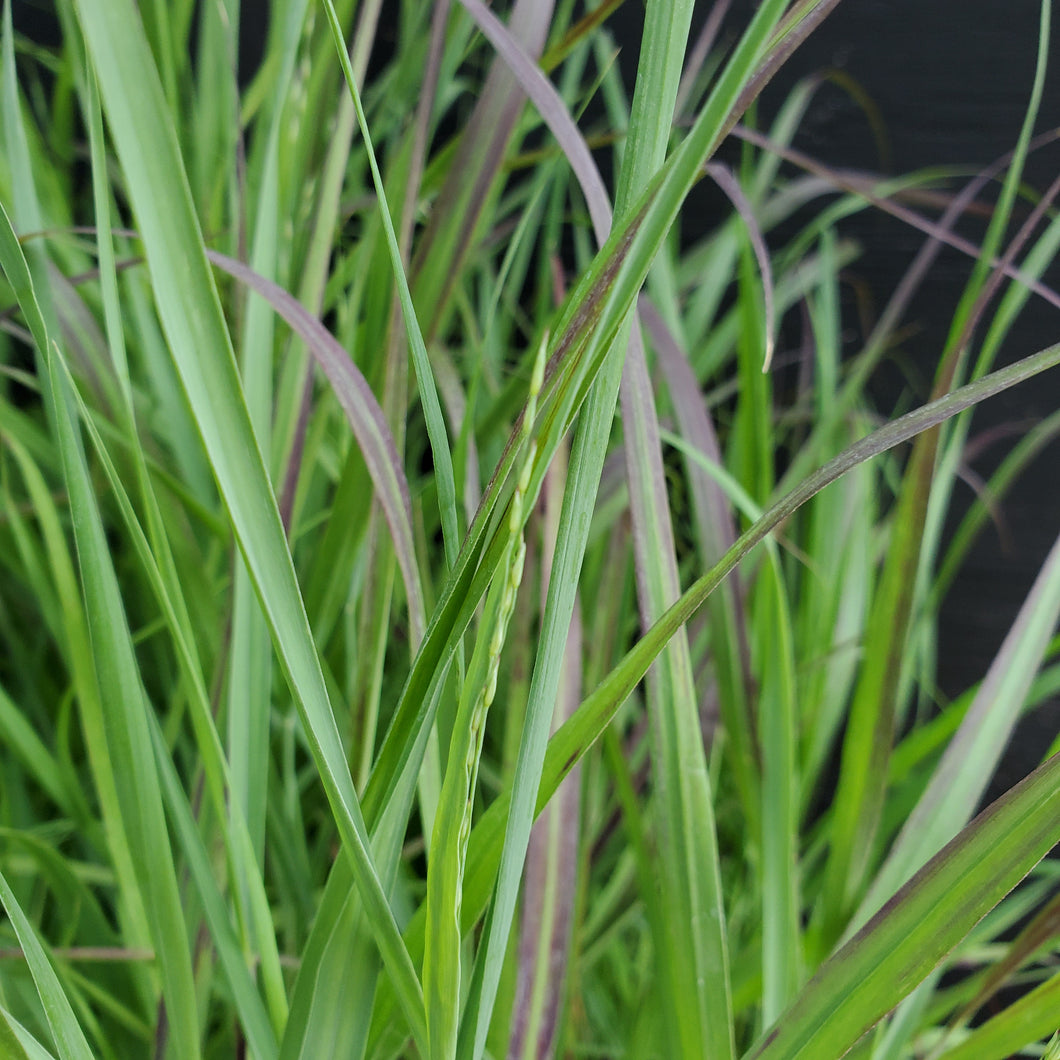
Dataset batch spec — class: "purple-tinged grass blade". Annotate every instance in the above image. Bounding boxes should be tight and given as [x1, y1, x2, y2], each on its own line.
[704, 161, 776, 370]
[817, 0, 1053, 951]
[935, 887, 1060, 1055]
[412, 0, 555, 343]
[733, 125, 1060, 316]
[639, 294, 757, 791]
[205, 248, 426, 645]
[852, 527, 1060, 935]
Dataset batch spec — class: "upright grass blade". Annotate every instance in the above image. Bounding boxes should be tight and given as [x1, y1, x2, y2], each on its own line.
[69, 0, 427, 1046]
[0, 203, 202, 1055]
[755, 549, 801, 1025]
[412, 0, 554, 344]
[424, 338, 544, 1060]
[450, 2, 816, 1052]
[852, 527, 1060, 934]
[598, 7, 739, 1052]
[509, 453, 583, 1060]
[226, 1, 310, 895]
[70, 60, 289, 1038]
[320, 0, 461, 570]
[46, 333, 287, 1044]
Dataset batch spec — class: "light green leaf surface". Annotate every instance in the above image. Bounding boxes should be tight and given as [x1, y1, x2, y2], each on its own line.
[68, 0, 427, 1047]
[0, 867, 94, 1060]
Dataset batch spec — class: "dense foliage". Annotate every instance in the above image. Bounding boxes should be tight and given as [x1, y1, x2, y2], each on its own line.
[2, 1, 1060, 1057]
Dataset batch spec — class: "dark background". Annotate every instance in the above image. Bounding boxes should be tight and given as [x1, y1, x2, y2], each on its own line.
[12, 0, 1060, 796]
[604, 1, 1060, 798]
[763, 0, 1060, 796]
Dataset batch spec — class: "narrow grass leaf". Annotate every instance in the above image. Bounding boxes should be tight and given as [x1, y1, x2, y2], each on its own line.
[853, 527, 1060, 933]
[641, 296, 759, 824]
[704, 161, 776, 370]
[424, 337, 543, 1059]
[0, 863, 96, 1059]
[510, 457, 582, 1060]
[78, 58, 290, 1033]
[320, 0, 461, 569]
[147, 718, 279, 1060]
[0, 1009, 41, 1060]
[746, 750, 1060, 1060]
[756, 552, 801, 1024]
[0, 185, 201, 1056]
[413, 0, 553, 342]
[206, 247, 425, 637]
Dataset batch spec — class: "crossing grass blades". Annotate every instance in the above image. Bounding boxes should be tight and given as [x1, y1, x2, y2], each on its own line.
[2, 0, 1060, 1057]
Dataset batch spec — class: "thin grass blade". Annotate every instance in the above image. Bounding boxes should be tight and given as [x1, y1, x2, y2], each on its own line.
[0, 871, 93, 1060]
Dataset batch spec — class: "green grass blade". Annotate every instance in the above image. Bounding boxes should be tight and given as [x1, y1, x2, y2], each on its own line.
[852, 528, 1060, 934]
[69, 0, 427, 1045]
[0, 155, 200, 1058]
[321, 0, 461, 569]
[50, 343, 288, 1043]
[756, 551, 801, 1024]
[148, 719, 279, 1060]
[0, 870, 92, 1060]
[816, 0, 1053, 946]
[77, 56, 289, 1035]
[412, 0, 553, 344]
[0, 1008, 46, 1060]
[933, 972, 1060, 1060]
[205, 248, 425, 634]
[746, 751, 1060, 1060]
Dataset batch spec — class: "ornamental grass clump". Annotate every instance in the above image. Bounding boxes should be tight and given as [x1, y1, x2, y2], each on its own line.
[2, 1, 1060, 1057]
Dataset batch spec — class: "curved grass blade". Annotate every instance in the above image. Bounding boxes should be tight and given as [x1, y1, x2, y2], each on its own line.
[205, 248, 425, 640]
[704, 161, 776, 370]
